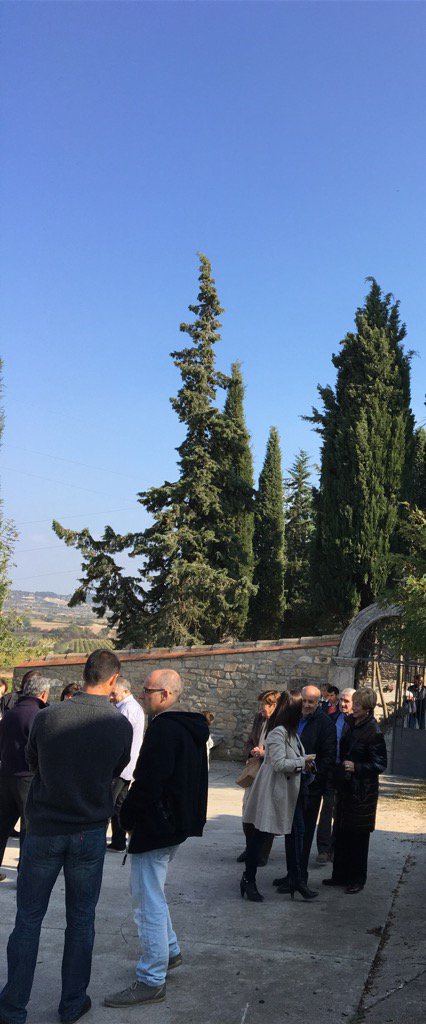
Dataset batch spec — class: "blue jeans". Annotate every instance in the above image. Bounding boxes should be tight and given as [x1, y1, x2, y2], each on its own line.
[131, 845, 180, 987]
[0, 828, 106, 1024]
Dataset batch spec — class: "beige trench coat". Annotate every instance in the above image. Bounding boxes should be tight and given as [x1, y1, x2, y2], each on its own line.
[243, 726, 306, 835]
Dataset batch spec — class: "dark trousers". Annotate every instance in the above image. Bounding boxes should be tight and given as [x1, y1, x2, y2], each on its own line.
[243, 821, 274, 864]
[300, 790, 322, 881]
[0, 828, 106, 1024]
[110, 777, 129, 849]
[284, 797, 305, 885]
[332, 827, 371, 886]
[0, 776, 33, 868]
[316, 785, 336, 855]
[245, 828, 274, 883]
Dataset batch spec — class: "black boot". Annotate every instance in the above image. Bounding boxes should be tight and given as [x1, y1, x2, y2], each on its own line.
[290, 882, 318, 901]
[236, 850, 247, 863]
[240, 873, 264, 902]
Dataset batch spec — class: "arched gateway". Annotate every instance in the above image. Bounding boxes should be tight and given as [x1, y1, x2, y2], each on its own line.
[330, 602, 400, 691]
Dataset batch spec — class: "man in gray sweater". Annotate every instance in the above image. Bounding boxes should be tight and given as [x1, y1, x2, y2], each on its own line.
[0, 650, 132, 1024]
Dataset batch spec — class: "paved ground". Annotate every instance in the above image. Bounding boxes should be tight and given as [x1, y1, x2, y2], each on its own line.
[0, 764, 425, 1024]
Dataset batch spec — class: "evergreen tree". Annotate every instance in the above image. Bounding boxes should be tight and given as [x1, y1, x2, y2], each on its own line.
[137, 254, 247, 644]
[248, 427, 285, 639]
[308, 279, 413, 628]
[284, 450, 314, 633]
[54, 255, 251, 646]
[410, 426, 426, 512]
[382, 504, 426, 658]
[212, 362, 255, 636]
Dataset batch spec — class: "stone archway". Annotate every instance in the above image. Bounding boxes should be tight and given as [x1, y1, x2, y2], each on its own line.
[330, 602, 400, 691]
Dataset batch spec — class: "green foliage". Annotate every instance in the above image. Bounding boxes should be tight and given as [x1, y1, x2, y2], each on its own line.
[284, 451, 315, 633]
[382, 504, 426, 657]
[54, 255, 254, 646]
[308, 279, 413, 629]
[409, 427, 426, 512]
[54, 636, 114, 655]
[248, 427, 285, 639]
[212, 362, 255, 636]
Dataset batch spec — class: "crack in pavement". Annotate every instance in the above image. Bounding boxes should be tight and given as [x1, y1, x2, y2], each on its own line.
[349, 846, 417, 1023]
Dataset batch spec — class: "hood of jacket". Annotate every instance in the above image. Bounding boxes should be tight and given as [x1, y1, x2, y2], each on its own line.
[154, 710, 209, 746]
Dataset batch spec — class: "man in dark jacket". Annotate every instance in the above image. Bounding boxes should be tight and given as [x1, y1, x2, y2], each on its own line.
[0, 649, 132, 1024]
[274, 684, 336, 892]
[105, 668, 209, 1010]
[0, 670, 50, 877]
[296, 685, 337, 884]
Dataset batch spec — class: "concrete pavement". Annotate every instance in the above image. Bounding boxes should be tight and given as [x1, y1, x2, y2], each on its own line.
[0, 763, 425, 1024]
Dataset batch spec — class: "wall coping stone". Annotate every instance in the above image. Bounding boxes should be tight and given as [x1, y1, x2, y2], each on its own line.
[14, 635, 339, 671]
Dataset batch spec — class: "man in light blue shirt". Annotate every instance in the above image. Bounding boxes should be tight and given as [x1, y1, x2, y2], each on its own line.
[107, 677, 145, 851]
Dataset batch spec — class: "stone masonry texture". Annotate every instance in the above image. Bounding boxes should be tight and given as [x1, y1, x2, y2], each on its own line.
[13, 637, 339, 760]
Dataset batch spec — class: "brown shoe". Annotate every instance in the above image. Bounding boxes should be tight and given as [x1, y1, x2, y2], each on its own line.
[345, 883, 364, 894]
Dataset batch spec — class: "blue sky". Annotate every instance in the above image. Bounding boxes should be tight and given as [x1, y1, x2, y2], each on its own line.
[1, 1, 425, 594]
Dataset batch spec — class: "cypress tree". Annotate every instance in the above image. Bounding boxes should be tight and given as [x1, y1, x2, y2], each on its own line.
[248, 427, 285, 639]
[410, 426, 426, 512]
[212, 362, 255, 637]
[309, 279, 413, 628]
[284, 450, 314, 633]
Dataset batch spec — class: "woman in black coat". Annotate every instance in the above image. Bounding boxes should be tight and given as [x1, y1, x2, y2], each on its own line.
[323, 687, 387, 894]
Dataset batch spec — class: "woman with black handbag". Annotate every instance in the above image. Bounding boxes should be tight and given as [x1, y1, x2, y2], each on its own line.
[323, 687, 387, 894]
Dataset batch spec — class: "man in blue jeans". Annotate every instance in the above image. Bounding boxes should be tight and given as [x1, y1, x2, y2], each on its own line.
[0, 650, 132, 1024]
[104, 668, 209, 1009]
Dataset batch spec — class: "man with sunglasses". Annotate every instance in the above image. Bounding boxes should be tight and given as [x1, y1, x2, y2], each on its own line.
[105, 669, 209, 1010]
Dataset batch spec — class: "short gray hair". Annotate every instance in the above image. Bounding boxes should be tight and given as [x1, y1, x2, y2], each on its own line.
[22, 674, 50, 698]
[341, 688, 356, 698]
[115, 676, 131, 694]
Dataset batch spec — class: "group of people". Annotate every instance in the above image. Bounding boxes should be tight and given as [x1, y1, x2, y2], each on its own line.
[0, 651, 209, 1024]
[238, 682, 387, 902]
[0, 659, 390, 1024]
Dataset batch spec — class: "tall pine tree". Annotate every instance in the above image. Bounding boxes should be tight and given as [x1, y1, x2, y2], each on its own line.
[248, 427, 285, 639]
[54, 255, 250, 646]
[309, 279, 413, 628]
[284, 450, 314, 633]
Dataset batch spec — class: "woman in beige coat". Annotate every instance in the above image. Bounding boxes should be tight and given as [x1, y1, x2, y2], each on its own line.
[241, 693, 316, 902]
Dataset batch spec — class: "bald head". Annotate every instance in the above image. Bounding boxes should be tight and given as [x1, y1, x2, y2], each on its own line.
[142, 669, 183, 716]
[301, 685, 320, 718]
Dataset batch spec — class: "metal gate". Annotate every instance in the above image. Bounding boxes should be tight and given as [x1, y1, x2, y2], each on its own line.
[354, 653, 426, 779]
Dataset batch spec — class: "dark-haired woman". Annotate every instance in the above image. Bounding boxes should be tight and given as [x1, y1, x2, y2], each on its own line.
[60, 683, 81, 701]
[241, 693, 316, 902]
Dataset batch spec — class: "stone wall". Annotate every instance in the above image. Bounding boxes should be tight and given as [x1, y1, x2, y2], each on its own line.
[13, 636, 339, 759]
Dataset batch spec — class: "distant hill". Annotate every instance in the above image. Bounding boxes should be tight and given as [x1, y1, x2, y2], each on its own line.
[5, 590, 98, 622]
[3, 590, 115, 655]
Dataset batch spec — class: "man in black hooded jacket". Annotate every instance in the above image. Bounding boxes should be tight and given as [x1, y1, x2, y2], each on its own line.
[105, 669, 209, 1010]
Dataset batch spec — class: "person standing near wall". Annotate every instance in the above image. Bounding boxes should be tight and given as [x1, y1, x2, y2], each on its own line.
[273, 684, 336, 893]
[0, 671, 50, 881]
[237, 690, 280, 867]
[104, 669, 209, 1010]
[316, 688, 355, 863]
[108, 676, 145, 852]
[0, 649, 132, 1024]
